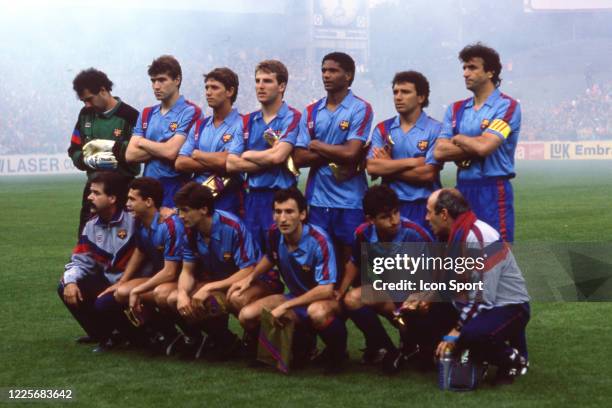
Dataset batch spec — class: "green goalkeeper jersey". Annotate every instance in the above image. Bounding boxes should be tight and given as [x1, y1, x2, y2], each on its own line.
[68, 98, 140, 178]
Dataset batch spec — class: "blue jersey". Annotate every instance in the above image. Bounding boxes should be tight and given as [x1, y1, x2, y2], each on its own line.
[266, 223, 337, 297]
[178, 108, 245, 183]
[243, 102, 301, 189]
[183, 210, 260, 281]
[369, 112, 442, 202]
[351, 217, 433, 267]
[439, 89, 521, 181]
[296, 91, 373, 209]
[132, 96, 201, 179]
[135, 212, 184, 273]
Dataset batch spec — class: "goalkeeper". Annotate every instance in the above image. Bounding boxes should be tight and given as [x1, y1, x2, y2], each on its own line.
[68, 68, 140, 235]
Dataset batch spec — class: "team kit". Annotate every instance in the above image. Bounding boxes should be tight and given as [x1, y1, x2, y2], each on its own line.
[59, 44, 530, 390]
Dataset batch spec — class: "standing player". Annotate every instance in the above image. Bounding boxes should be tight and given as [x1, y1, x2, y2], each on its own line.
[366, 71, 441, 231]
[293, 51, 373, 269]
[57, 172, 136, 350]
[69, 68, 140, 236]
[428, 189, 529, 384]
[162, 182, 264, 359]
[175, 67, 244, 216]
[341, 185, 436, 373]
[126, 55, 201, 216]
[434, 43, 521, 242]
[232, 188, 348, 372]
[226, 59, 301, 251]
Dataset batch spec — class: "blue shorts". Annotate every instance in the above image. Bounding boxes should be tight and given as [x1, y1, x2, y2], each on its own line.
[257, 269, 284, 293]
[457, 178, 514, 242]
[215, 188, 243, 218]
[308, 206, 364, 246]
[159, 176, 188, 208]
[284, 293, 310, 323]
[244, 189, 276, 251]
[399, 199, 432, 235]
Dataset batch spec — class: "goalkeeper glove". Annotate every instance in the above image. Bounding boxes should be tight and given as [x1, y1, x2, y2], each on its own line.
[84, 152, 118, 170]
[82, 139, 115, 157]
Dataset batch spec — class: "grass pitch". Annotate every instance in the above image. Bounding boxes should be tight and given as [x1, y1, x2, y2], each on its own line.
[1, 160, 611, 407]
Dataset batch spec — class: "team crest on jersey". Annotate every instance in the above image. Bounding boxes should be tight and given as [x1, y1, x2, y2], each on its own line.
[169, 122, 178, 132]
[272, 251, 279, 261]
[301, 264, 311, 273]
[480, 119, 490, 130]
[223, 252, 232, 262]
[117, 229, 127, 240]
[85, 122, 92, 128]
[113, 128, 122, 137]
[222, 134, 233, 143]
[142, 122, 148, 129]
[156, 245, 164, 252]
[307, 121, 314, 130]
[96, 234, 103, 243]
[339, 120, 350, 131]
[417, 140, 429, 151]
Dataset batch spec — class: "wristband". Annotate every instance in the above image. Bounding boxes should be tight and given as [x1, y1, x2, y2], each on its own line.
[443, 335, 458, 342]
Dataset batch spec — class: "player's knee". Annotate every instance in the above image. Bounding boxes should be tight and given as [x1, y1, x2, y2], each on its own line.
[238, 304, 260, 329]
[166, 291, 178, 309]
[228, 290, 249, 313]
[153, 285, 170, 307]
[114, 284, 131, 304]
[343, 287, 362, 311]
[307, 302, 333, 328]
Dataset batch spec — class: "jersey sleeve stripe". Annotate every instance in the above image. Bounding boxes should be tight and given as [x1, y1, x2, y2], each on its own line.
[307, 227, 331, 281]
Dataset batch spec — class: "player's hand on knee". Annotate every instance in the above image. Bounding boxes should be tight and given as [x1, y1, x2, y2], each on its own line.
[63, 283, 83, 306]
[228, 276, 253, 299]
[97, 282, 120, 298]
[129, 291, 142, 312]
[192, 288, 211, 311]
[177, 292, 193, 317]
[271, 304, 289, 325]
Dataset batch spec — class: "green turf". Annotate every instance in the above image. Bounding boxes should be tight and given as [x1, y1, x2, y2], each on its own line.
[1, 161, 611, 407]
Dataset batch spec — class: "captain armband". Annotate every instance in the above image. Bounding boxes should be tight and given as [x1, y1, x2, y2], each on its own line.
[485, 119, 511, 139]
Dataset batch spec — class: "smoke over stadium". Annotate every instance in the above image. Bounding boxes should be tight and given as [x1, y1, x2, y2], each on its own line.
[2, 0, 612, 161]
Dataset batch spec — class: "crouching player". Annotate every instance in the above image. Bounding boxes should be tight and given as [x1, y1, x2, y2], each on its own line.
[58, 172, 136, 351]
[97, 177, 184, 351]
[161, 182, 279, 359]
[342, 185, 440, 373]
[232, 187, 348, 372]
[428, 189, 530, 384]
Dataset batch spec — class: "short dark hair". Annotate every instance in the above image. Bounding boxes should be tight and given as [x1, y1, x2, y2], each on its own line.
[273, 187, 307, 214]
[148, 55, 182, 88]
[90, 171, 128, 207]
[72, 68, 113, 98]
[392, 70, 430, 108]
[434, 189, 471, 219]
[363, 185, 400, 218]
[459, 42, 502, 88]
[129, 177, 164, 209]
[322, 52, 356, 86]
[205, 67, 239, 104]
[174, 182, 214, 213]
[255, 60, 289, 87]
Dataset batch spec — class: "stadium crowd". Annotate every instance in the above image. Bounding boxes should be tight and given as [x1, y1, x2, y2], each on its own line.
[522, 81, 612, 141]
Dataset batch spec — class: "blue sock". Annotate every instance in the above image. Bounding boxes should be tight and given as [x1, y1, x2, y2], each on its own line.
[318, 317, 347, 354]
[348, 306, 395, 351]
